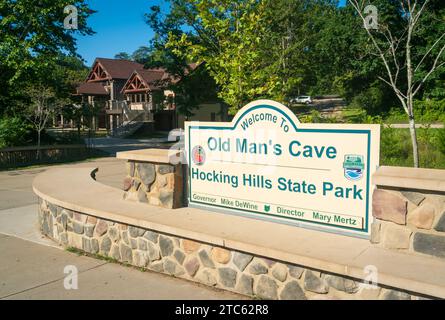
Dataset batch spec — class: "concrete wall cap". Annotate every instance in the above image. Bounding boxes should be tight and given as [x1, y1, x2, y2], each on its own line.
[373, 166, 445, 192]
[116, 148, 182, 164]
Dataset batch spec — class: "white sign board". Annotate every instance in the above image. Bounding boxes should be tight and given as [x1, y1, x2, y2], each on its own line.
[185, 100, 380, 238]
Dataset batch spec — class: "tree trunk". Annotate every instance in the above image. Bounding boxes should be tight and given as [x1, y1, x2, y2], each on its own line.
[409, 117, 420, 168]
[37, 130, 41, 161]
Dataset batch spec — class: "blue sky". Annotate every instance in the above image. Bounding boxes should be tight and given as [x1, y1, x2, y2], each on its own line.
[75, 0, 168, 66]
[75, 0, 348, 66]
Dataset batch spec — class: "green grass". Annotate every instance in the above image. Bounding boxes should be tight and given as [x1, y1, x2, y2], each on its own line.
[297, 108, 445, 169]
[380, 127, 445, 169]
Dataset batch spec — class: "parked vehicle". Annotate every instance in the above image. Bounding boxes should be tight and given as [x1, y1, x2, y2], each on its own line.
[290, 96, 313, 105]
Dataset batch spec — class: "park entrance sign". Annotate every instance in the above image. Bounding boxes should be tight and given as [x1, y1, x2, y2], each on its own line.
[185, 100, 380, 238]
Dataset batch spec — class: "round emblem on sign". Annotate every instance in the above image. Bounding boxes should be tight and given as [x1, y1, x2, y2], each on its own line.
[192, 146, 206, 166]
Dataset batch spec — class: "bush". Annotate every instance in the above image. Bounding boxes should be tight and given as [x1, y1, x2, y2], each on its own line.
[0, 117, 32, 148]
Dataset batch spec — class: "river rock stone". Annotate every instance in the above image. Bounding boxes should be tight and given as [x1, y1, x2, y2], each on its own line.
[119, 243, 132, 263]
[164, 258, 185, 276]
[233, 252, 253, 271]
[100, 236, 112, 254]
[434, 212, 445, 232]
[84, 224, 95, 237]
[94, 219, 108, 237]
[372, 190, 407, 225]
[280, 281, 306, 300]
[324, 275, 359, 293]
[129, 226, 145, 238]
[383, 225, 412, 249]
[143, 230, 159, 243]
[174, 250, 186, 264]
[159, 189, 173, 207]
[133, 251, 148, 267]
[108, 226, 120, 242]
[235, 274, 253, 296]
[147, 241, 161, 261]
[73, 221, 84, 235]
[211, 247, 231, 264]
[127, 161, 135, 177]
[272, 263, 288, 282]
[110, 244, 121, 260]
[249, 259, 268, 275]
[199, 249, 215, 268]
[137, 188, 147, 203]
[408, 203, 435, 229]
[137, 238, 147, 251]
[382, 289, 411, 300]
[158, 165, 174, 174]
[182, 239, 200, 253]
[184, 257, 200, 276]
[218, 268, 237, 288]
[91, 239, 99, 254]
[413, 232, 445, 258]
[304, 270, 329, 294]
[137, 163, 156, 187]
[255, 275, 278, 300]
[159, 235, 174, 257]
[288, 265, 304, 279]
[150, 261, 164, 273]
[401, 191, 426, 206]
[371, 222, 381, 244]
[123, 177, 132, 191]
[196, 269, 217, 286]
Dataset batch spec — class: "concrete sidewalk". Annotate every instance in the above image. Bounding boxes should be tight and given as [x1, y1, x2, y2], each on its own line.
[0, 158, 245, 300]
[0, 234, 243, 300]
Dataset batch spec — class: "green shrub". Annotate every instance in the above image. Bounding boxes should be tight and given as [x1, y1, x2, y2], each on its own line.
[0, 117, 31, 148]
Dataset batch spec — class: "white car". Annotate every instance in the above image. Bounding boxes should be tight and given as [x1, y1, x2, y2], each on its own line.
[291, 96, 313, 105]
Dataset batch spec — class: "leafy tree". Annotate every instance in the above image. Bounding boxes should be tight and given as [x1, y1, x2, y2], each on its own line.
[114, 52, 131, 60]
[348, 0, 445, 167]
[0, 0, 94, 82]
[22, 85, 57, 157]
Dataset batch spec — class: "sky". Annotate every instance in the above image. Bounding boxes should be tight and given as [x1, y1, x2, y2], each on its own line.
[75, 0, 169, 66]
[75, 0, 348, 67]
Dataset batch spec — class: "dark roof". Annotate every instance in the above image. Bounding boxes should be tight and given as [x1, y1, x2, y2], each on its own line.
[94, 58, 144, 80]
[121, 68, 171, 93]
[138, 69, 166, 90]
[76, 82, 108, 95]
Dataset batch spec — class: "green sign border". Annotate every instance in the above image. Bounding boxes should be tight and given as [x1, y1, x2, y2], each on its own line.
[187, 104, 372, 235]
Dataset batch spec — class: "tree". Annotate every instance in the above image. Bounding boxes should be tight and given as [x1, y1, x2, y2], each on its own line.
[114, 52, 131, 60]
[348, 0, 445, 167]
[0, 0, 94, 82]
[131, 46, 152, 64]
[23, 85, 57, 158]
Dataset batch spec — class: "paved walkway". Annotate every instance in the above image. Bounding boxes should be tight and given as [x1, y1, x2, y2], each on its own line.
[0, 158, 243, 300]
[89, 137, 171, 156]
[0, 234, 242, 300]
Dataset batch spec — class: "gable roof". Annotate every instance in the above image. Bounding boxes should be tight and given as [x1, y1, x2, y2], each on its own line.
[121, 69, 170, 93]
[87, 58, 144, 81]
[76, 82, 108, 95]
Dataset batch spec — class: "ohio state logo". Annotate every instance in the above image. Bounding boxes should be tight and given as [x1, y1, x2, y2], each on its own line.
[192, 146, 206, 165]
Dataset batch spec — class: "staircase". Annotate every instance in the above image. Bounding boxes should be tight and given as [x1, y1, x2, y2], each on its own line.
[109, 101, 153, 138]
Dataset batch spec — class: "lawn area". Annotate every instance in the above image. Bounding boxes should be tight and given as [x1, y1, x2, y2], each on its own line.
[296, 106, 445, 169]
[380, 127, 445, 169]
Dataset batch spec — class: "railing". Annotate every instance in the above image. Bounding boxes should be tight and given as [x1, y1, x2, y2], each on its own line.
[110, 113, 146, 138]
[0, 144, 91, 169]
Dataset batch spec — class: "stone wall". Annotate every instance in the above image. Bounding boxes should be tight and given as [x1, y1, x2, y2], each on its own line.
[38, 197, 431, 300]
[372, 188, 445, 259]
[123, 160, 183, 209]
